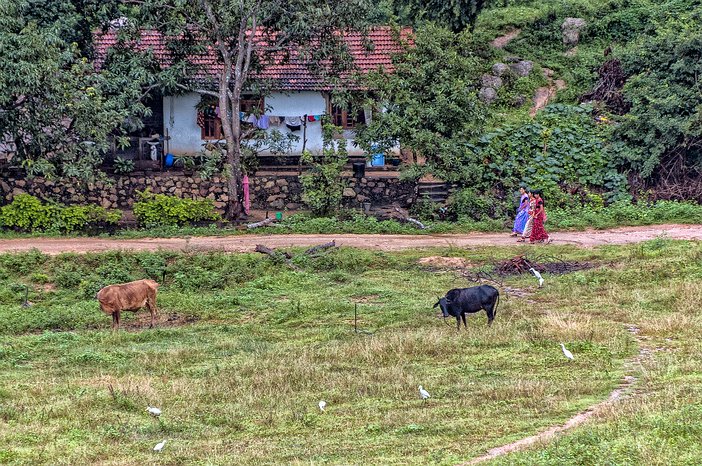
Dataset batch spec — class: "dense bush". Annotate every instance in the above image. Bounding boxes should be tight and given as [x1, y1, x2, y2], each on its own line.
[0, 194, 121, 233]
[132, 190, 221, 227]
[463, 104, 627, 207]
[446, 188, 509, 221]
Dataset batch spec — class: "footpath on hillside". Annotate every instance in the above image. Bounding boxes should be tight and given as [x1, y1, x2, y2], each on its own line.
[0, 224, 701, 255]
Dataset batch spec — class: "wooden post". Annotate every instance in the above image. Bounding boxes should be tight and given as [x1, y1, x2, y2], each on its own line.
[354, 303, 358, 333]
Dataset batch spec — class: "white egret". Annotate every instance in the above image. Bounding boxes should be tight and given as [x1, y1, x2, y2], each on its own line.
[560, 343, 574, 361]
[319, 400, 327, 412]
[153, 440, 167, 452]
[529, 267, 544, 288]
[418, 385, 431, 401]
[146, 406, 161, 417]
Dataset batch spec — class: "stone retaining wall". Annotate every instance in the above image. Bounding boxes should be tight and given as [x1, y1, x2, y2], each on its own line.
[0, 171, 416, 211]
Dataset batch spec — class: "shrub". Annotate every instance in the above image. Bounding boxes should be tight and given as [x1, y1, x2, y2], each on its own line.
[0, 194, 121, 233]
[447, 188, 507, 221]
[411, 195, 441, 221]
[132, 189, 221, 227]
[300, 122, 347, 216]
[113, 156, 135, 174]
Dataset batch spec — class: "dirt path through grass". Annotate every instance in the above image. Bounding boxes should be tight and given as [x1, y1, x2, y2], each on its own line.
[0, 224, 701, 254]
[461, 325, 648, 464]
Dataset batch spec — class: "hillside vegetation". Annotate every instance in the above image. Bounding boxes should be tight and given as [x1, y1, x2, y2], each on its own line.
[358, 0, 702, 219]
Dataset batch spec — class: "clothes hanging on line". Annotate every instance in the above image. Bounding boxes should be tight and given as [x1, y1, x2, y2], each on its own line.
[257, 115, 270, 130]
[285, 116, 302, 131]
[269, 115, 282, 126]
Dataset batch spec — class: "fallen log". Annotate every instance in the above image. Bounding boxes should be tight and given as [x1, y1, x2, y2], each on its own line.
[247, 217, 276, 229]
[304, 241, 337, 256]
[254, 244, 301, 271]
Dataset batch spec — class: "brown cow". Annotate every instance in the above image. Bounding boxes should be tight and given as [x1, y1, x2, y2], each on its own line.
[96, 279, 160, 330]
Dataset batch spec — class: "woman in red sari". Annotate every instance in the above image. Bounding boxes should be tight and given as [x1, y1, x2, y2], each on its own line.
[529, 190, 551, 243]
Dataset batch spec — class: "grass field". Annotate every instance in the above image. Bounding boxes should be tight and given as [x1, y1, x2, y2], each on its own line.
[0, 240, 700, 464]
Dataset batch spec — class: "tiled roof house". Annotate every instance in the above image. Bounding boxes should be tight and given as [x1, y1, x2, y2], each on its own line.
[95, 27, 410, 157]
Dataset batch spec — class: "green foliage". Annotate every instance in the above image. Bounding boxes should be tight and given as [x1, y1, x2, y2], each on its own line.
[613, 15, 702, 187]
[113, 157, 135, 175]
[399, 0, 491, 32]
[300, 122, 348, 216]
[356, 24, 489, 171]
[447, 187, 508, 221]
[0, 194, 121, 233]
[467, 104, 625, 206]
[0, 1, 150, 181]
[410, 195, 442, 221]
[132, 190, 221, 227]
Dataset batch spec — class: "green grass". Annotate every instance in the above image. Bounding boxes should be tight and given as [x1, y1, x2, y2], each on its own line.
[1, 241, 701, 463]
[0, 200, 699, 239]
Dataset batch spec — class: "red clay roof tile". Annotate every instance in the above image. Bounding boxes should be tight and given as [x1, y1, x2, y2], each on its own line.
[94, 27, 411, 91]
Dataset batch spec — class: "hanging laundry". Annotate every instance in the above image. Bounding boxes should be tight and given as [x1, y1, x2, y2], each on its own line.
[257, 115, 270, 130]
[307, 115, 316, 122]
[269, 115, 282, 126]
[285, 116, 302, 131]
[215, 106, 220, 118]
[239, 111, 245, 121]
[245, 114, 258, 125]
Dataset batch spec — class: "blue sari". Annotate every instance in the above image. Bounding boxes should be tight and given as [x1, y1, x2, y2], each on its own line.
[513, 193, 529, 234]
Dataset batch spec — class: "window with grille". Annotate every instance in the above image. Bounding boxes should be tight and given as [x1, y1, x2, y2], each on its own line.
[329, 97, 366, 129]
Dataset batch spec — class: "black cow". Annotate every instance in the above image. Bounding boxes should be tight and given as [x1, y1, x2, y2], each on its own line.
[433, 285, 500, 330]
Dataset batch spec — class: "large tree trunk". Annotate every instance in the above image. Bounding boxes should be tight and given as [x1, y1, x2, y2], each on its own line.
[226, 147, 244, 220]
[218, 65, 245, 221]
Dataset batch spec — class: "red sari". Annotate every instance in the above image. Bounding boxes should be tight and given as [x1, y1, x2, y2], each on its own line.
[530, 199, 549, 242]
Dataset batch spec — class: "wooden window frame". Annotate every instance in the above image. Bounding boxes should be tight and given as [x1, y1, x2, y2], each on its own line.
[327, 94, 366, 130]
[200, 96, 265, 140]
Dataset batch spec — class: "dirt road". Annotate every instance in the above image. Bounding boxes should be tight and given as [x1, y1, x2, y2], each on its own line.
[0, 224, 700, 255]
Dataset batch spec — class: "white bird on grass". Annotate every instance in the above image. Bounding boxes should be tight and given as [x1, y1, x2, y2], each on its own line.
[419, 385, 431, 401]
[319, 400, 327, 412]
[146, 406, 161, 417]
[153, 440, 167, 453]
[529, 267, 544, 288]
[560, 343, 574, 361]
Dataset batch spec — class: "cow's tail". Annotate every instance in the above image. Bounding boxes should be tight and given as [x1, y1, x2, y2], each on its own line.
[494, 291, 500, 318]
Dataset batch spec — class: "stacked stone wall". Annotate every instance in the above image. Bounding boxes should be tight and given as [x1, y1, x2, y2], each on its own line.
[0, 171, 416, 211]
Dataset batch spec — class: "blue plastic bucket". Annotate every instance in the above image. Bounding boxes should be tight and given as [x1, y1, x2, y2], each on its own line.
[371, 153, 385, 167]
[165, 153, 174, 167]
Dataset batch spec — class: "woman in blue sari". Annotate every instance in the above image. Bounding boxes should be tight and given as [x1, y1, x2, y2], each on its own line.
[512, 186, 530, 236]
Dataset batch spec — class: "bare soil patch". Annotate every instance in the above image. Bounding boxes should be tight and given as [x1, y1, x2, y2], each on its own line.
[123, 312, 200, 330]
[491, 29, 521, 48]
